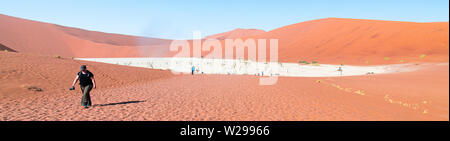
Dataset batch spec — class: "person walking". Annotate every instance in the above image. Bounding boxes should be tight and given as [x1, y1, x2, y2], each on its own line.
[191, 66, 195, 75]
[70, 65, 96, 109]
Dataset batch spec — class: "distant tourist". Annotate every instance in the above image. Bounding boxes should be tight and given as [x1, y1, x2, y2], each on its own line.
[338, 66, 343, 75]
[70, 65, 96, 109]
[191, 66, 195, 75]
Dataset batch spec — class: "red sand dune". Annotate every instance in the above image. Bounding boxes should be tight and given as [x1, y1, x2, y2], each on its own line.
[0, 14, 448, 121]
[2, 14, 447, 65]
[181, 18, 449, 65]
[250, 18, 449, 65]
[0, 14, 171, 58]
[205, 28, 266, 40]
[0, 52, 447, 121]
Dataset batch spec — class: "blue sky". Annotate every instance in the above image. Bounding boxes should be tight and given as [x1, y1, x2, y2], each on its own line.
[1, 0, 448, 39]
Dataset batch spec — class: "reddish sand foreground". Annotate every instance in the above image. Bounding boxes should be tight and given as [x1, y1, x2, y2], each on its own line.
[0, 52, 447, 121]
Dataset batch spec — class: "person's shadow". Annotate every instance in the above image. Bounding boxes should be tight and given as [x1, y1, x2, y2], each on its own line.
[94, 100, 146, 107]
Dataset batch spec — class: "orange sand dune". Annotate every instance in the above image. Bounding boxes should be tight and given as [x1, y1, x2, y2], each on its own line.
[0, 14, 171, 58]
[3, 14, 447, 66]
[180, 18, 448, 65]
[0, 14, 448, 121]
[250, 18, 449, 65]
[0, 52, 447, 121]
[205, 28, 266, 40]
[0, 15, 449, 65]
[54, 25, 171, 47]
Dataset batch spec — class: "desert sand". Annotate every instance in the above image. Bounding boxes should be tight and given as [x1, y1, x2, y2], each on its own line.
[0, 14, 448, 121]
[253, 18, 449, 65]
[0, 52, 448, 121]
[1, 14, 448, 65]
[0, 14, 172, 58]
[205, 28, 266, 40]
